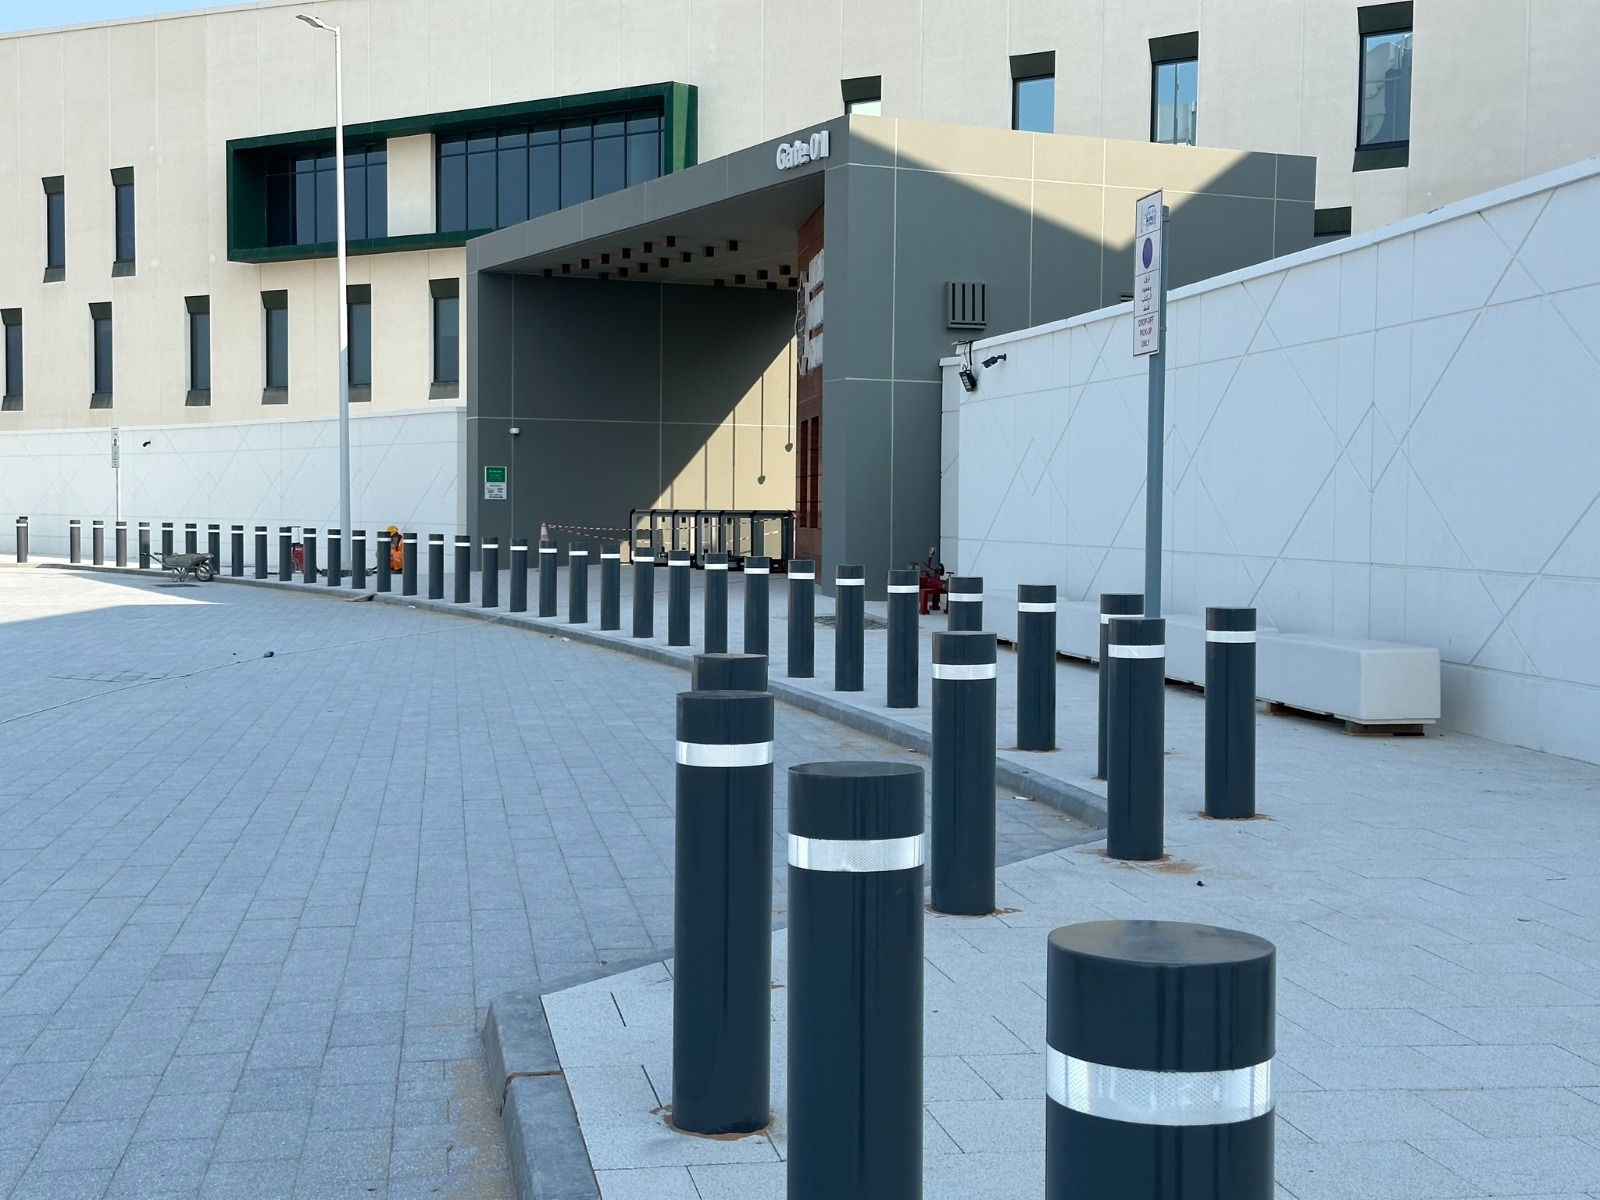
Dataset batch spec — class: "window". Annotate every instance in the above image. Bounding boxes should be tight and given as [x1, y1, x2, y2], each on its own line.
[436, 109, 662, 234]
[186, 296, 210, 404]
[1010, 52, 1056, 133]
[1356, 3, 1413, 168]
[264, 146, 386, 246]
[91, 303, 113, 407]
[1150, 34, 1199, 145]
[44, 177, 65, 282]
[263, 290, 288, 401]
[797, 416, 821, 529]
[347, 284, 371, 392]
[1315, 207, 1354, 241]
[2, 310, 20, 411]
[431, 279, 460, 394]
[842, 76, 882, 116]
[112, 167, 136, 273]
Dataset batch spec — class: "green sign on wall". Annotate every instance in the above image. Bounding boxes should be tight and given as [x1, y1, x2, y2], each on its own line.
[484, 466, 507, 500]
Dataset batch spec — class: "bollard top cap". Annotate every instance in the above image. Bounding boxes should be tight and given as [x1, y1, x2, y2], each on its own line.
[835, 563, 864, 579]
[887, 568, 919, 585]
[676, 690, 774, 746]
[1018, 583, 1057, 602]
[1206, 606, 1257, 632]
[1099, 592, 1145, 614]
[747, 555, 771, 567]
[1047, 921, 1275, 1073]
[1106, 615, 1164, 645]
[787, 559, 814, 573]
[948, 575, 983, 593]
[932, 630, 997, 665]
[788, 761, 923, 841]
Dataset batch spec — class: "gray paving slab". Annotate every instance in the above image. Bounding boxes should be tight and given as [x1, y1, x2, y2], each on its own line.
[0, 567, 1092, 1199]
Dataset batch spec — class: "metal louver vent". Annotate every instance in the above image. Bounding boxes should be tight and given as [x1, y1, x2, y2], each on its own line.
[947, 281, 987, 329]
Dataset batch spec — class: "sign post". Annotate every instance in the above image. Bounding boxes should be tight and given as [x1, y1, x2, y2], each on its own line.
[1133, 191, 1168, 619]
[111, 427, 121, 523]
[483, 465, 507, 501]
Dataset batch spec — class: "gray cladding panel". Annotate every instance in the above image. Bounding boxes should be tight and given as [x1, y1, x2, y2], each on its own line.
[824, 164, 896, 381]
[889, 383, 943, 570]
[661, 285, 796, 425]
[511, 277, 662, 423]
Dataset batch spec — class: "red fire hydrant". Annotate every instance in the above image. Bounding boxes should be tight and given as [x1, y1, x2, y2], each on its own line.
[917, 552, 948, 615]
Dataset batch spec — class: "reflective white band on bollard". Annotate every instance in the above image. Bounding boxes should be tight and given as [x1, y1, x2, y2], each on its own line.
[540, 547, 558, 554]
[932, 662, 998, 680]
[1108, 643, 1166, 659]
[835, 577, 865, 586]
[789, 571, 815, 580]
[705, 561, 729, 570]
[675, 740, 775, 768]
[886, 585, 919, 594]
[947, 593, 981, 602]
[1045, 1046, 1273, 1126]
[601, 553, 621, 560]
[671, 559, 691, 567]
[1018, 602, 1057, 613]
[746, 566, 770, 574]
[788, 832, 926, 873]
[570, 550, 589, 556]
[1206, 630, 1257, 644]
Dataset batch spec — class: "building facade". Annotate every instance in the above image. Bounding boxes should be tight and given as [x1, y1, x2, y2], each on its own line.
[1, 0, 1596, 556]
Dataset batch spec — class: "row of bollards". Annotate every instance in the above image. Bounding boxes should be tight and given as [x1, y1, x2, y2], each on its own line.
[674, 659, 1275, 1199]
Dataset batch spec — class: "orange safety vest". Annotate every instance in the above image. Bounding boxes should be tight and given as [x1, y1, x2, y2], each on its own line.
[389, 538, 404, 571]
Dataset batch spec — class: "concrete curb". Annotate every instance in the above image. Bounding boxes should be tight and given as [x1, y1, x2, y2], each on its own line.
[45, 561, 1107, 1200]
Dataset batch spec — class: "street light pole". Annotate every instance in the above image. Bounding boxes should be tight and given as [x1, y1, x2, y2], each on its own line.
[298, 12, 350, 575]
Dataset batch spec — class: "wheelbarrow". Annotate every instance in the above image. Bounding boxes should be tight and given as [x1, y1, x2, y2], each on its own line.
[152, 551, 215, 582]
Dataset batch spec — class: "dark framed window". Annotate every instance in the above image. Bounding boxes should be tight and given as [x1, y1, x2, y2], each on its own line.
[2, 310, 21, 410]
[1150, 34, 1199, 145]
[1010, 52, 1056, 133]
[263, 291, 289, 397]
[112, 167, 136, 271]
[431, 279, 460, 388]
[186, 296, 210, 401]
[348, 284, 372, 390]
[91, 302, 113, 406]
[436, 108, 662, 234]
[1356, 2, 1413, 169]
[842, 76, 882, 116]
[44, 177, 65, 281]
[264, 146, 386, 247]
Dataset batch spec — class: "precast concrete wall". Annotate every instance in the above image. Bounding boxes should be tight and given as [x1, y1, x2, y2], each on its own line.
[943, 157, 1600, 765]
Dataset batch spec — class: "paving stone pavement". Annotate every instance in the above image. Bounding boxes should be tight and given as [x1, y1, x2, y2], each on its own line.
[0, 568, 1094, 1199]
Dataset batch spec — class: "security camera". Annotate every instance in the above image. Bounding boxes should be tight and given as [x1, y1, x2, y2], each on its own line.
[981, 354, 1007, 368]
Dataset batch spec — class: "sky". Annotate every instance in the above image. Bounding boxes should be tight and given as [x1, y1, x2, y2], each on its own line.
[0, 0, 223, 34]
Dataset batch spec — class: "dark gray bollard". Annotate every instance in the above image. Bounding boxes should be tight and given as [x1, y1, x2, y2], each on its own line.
[69, 519, 81, 564]
[833, 564, 865, 692]
[427, 534, 444, 600]
[481, 540, 499, 608]
[673, 690, 774, 1136]
[1017, 584, 1058, 751]
[278, 528, 292, 581]
[185, 523, 198, 555]
[886, 568, 919, 709]
[138, 521, 150, 568]
[691, 653, 769, 692]
[351, 531, 367, 589]
[703, 552, 729, 652]
[947, 575, 983, 631]
[509, 540, 528, 612]
[92, 520, 105, 566]
[743, 555, 770, 656]
[1206, 608, 1257, 819]
[374, 532, 391, 592]
[932, 630, 997, 916]
[402, 533, 418, 596]
[14, 516, 26, 563]
[667, 549, 691, 646]
[302, 527, 318, 584]
[230, 525, 244, 578]
[161, 522, 174, 557]
[538, 539, 558, 617]
[208, 524, 221, 570]
[632, 557, 655, 638]
[1106, 616, 1165, 861]
[1046, 921, 1276, 1200]
[599, 543, 621, 630]
[326, 529, 343, 588]
[1097, 593, 1144, 780]
[787, 561, 815, 678]
[789, 761, 925, 1200]
[116, 521, 128, 568]
[567, 541, 589, 623]
[453, 535, 471, 603]
[254, 527, 267, 579]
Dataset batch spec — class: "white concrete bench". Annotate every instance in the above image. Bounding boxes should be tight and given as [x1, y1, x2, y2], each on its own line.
[983, 591, 1439, 730]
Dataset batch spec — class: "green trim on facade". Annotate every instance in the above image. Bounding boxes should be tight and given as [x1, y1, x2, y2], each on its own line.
[227, 82, 698, 264]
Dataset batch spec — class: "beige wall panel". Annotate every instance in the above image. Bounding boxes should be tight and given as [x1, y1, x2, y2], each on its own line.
[840, 0, 922, 118]
[553, 0, 622, 96]
[428, 0, 494, 114]
[489, 0, 557, 104]
[762, 0, 843, 138]
[1200, 0, 1307, 155]
[1093, 1, 1204, 146]
[617, 0, 692, 91]
[255, 8, 334, 139]
[1525, 0, 1600, 178]
[688, 3, 766, 159]
[154, 18, 213, 285]
[1049, 1, 1106, 138]
[919, 0, 1010, 129]
[1298, 0, 1358, 210]
[365, 0, 433, 120]
[388, 135, 435, 237]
